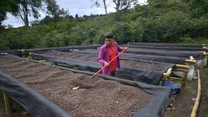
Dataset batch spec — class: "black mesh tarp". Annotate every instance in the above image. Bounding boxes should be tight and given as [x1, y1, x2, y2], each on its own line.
[36, 50, 174, 69]
[124, 42, 207, 51]
[0, 45, 101, 54]
[0, 50, 23, 57]
[127, 42, 204, 47]
[125, 44, 207, 52]
[0, 54, 173, 117]
[23, 45, 101, 53]
[0, 72, 72, 117]
[30, 52, 172, 85]
[70, 50, 186, 64]
[125, 48, 204, 60]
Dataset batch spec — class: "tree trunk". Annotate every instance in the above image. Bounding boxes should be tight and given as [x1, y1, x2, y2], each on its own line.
[24, 11, 29, 29]
[113, 0, 120, 12]
[103, 0, 108, 15]
[20, 0, 29, 29]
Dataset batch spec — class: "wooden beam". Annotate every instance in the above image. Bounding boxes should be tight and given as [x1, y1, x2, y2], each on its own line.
[172, 68, 189, 72]
[185, 59, 197, 64]
[0, 53, 8, 55]
[169, 76, 183, 81]
[163, 68, 172, 77]
[175, 64, 189, 69]
[21, 49, 26, 55]
[3, 93, 13, 115]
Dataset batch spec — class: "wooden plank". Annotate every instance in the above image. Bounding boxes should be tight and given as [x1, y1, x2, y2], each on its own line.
[172, 68, 188, 72]
[175, 64, 189, 69]
[169, 77, 183, 81]
[3, 93, 13, 115]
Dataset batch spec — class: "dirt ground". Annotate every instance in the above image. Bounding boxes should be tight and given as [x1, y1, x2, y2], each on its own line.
[164, 68, 208, 117]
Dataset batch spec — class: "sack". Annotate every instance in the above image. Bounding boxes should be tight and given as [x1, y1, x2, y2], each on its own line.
[162, 80, 181, 93]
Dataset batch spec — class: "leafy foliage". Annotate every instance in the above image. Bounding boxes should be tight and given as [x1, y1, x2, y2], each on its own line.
[0, 0, 17, 25]
[0, 0, 208, 50]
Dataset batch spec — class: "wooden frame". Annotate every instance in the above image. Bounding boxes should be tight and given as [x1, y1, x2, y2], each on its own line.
[3, 93, 13, 115]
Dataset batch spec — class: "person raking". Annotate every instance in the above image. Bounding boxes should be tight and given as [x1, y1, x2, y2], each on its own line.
[98, 32, 128, 77]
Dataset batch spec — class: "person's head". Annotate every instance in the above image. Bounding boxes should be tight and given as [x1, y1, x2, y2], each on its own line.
[104, 32, 115, 46]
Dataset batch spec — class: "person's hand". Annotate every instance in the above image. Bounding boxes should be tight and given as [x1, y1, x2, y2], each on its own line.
[123, 47, 128, 52]
[104, 62, 109, 67]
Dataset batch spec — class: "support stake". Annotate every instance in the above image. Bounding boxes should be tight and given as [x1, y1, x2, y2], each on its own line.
[3, 93, 13, 115]
[181, 69, 188, 90]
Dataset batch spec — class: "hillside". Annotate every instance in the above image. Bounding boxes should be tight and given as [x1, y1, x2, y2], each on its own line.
[0, 0, 208, 50]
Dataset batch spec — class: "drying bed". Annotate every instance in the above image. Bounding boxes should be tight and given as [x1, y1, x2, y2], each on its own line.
[125, 48, 204, 60]
[0, 54, 150, 117]
[0, 54, 173, 117]
[30, 51, 174, 85]
[127, 42, 204, 48]
[70, 49, 186, 64]
[126, 44, 207, 51]
[37, 51, 167, 71]
[24, 45, 100, 53]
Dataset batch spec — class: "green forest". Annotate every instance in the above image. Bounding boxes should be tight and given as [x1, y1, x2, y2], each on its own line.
[0, 0, 208, 50]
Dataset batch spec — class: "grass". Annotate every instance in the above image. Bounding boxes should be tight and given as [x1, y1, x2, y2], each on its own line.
[179, 37, 208, 45]
[195, 37, 208, 45]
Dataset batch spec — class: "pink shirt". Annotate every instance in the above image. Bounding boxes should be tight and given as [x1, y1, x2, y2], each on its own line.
[98, 42, 123, 76]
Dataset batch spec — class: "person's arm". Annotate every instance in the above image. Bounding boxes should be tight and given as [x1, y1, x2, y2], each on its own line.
[98, 47, 108, 66]
[115, 42, 127, 52]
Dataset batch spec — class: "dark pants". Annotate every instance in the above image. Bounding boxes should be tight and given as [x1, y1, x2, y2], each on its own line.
[110, 70, 116, 77]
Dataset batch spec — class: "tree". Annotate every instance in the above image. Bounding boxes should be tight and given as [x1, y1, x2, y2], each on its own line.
[92, 0, 137, 14]
[43, 0, 69, 29]
[0, 0, 18, 26]
[92, 0, 108, 15]
[3, 0, 67, 28]
[39, 15, 53, 25]
[187, 0, 208, 18]
[75, 14, 79, 18]
[113, 0, 138, 12]
[11, 0, 43, 28]
[45, 0, 59, 22]
[111, 22, 134, 44]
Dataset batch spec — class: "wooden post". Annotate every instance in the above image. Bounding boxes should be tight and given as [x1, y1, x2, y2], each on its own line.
[190, 56, 194, 60]
[3, 93, 13, 115]
[205, 52, 208, 68]
[207, 57, 208, 68]
[181, 69, 188, 90]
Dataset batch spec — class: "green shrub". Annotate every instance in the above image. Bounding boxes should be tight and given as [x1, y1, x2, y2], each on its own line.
[181, 37, 197, 44]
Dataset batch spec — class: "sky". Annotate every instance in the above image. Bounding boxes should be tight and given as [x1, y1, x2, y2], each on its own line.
[2, 0, 147, 27]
